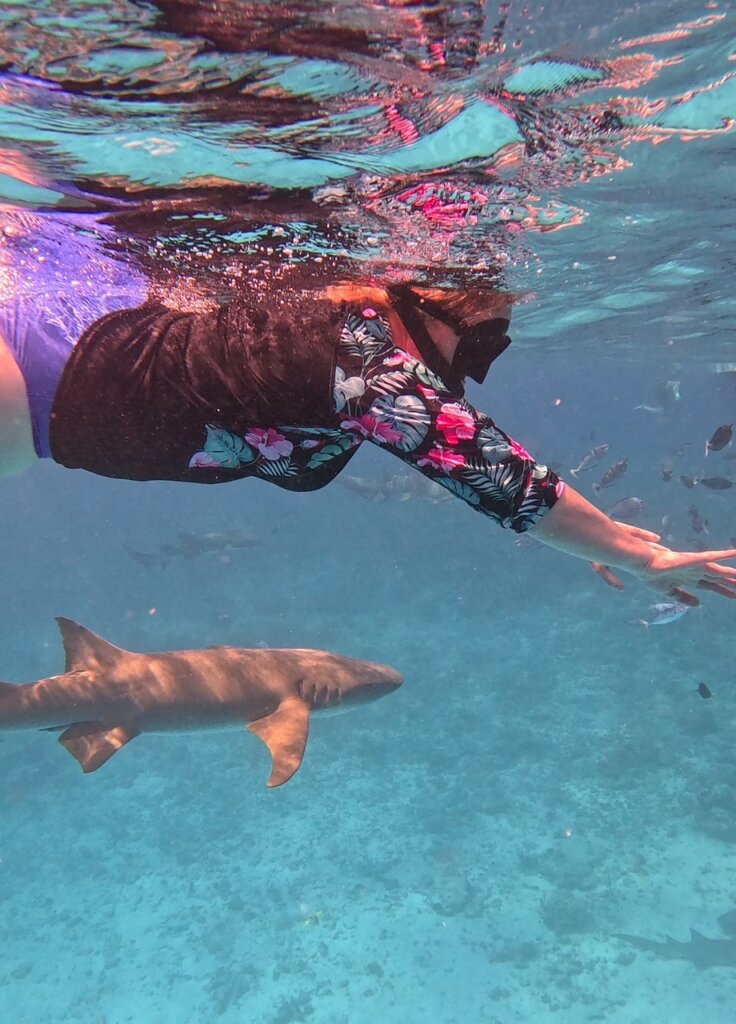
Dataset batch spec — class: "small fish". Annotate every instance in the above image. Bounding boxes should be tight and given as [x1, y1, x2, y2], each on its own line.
[705, 424, 733, 456]
[640, 602, 691, 627]
[570, 443, 610, 477]
[688, 505, 709, 534]
[337, 474, 390, 503]
[634, 403, 664, 414]
[697, 683, 713, 700]
[636, 380, 681, 413]
[662, 380, 681, 402]
[607, 496, 644, 522]
[660, 514, 674, 542]
[593, 458, 628, 493]
[697, 476, 733, 490]
[339, 472, 451, 505]
[124, 529, 259, 568]
[660, 460, 674, 482]
[172, 529, 259, 557]
[679, 475, 697, 489]
[386, 472, 452, 504]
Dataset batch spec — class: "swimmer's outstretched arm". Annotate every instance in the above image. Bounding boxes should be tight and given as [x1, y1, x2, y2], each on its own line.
[333, 315, 736, 606]
[531, 484, 736, 604]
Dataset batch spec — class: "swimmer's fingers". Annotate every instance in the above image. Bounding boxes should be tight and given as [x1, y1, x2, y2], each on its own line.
[666, 588, 699, 607]
[697, 579, 736, 599]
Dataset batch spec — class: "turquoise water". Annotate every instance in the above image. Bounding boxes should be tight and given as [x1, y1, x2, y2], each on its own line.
[1, 2, 736, 1022]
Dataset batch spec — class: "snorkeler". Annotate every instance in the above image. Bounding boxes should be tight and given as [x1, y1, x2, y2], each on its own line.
[1, 206, 735, 608]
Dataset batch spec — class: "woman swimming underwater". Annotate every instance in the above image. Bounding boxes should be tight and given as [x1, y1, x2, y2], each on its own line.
[1, 206, 735, 606]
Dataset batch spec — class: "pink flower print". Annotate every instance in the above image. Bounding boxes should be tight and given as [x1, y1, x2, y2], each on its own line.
[361, 306, 377, 318]
[437, 403, 475, 445]
[417, 447, 466, 471]
[340, 415, 402, 445]
[417, 384, 438, 400]
[244, 428, 294, 461]
[189, 450, 222, 469]
[510, 438, 533, 461]
[384, 350, 411, 367]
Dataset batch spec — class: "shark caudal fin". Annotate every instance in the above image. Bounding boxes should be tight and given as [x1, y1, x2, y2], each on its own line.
[55, 617, 128, 672]
[247, 696, 311, 787]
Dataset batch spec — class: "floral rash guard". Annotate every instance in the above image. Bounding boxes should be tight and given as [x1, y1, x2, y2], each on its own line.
[47, 288, 563, 532]
[188, 306, 563, 532]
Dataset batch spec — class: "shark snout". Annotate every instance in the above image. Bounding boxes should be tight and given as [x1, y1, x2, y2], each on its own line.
[347, 662, 403, 704]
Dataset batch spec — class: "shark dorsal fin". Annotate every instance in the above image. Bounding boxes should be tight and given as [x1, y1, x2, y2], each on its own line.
[55, 618, 128, 673]
[247, 696, 310, 788]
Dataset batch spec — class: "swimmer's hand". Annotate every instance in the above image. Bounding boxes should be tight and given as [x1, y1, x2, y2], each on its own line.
[591, 522, 736, 605]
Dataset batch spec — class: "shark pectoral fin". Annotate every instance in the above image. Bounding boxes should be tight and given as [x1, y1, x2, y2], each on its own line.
[58, 722, 140, 773]
[247, 697, 310, 788]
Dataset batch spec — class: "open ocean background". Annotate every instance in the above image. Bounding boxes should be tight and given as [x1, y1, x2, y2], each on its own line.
[1, 2, 735, 1021]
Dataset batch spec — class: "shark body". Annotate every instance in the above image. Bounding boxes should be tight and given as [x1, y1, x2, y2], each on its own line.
[618, 930, 736, 970]
[0, 618, 403, 786]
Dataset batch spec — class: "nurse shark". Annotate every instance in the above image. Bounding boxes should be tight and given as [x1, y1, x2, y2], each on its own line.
[0, 618, 403, 786]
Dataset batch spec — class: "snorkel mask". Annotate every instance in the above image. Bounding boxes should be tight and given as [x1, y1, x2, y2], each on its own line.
[389, 285, 511, 387]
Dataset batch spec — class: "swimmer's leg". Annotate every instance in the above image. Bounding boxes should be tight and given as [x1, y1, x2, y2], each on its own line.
[332, 311, 561, 532]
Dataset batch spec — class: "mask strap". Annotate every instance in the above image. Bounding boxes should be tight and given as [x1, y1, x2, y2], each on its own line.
[389, 286, 464, 392]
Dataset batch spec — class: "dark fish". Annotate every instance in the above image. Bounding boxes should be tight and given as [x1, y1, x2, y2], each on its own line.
[697, 683, 714, 700]
[705, 424, 733, 456]
[592, 458, 628, 493]
[570, 443, 610, 477]
[680, 474, 698, 489]
[698, 476, 733, 490]
[122, 543, 168, 570]
[607, 496, 644, 522]
[688, 506, 709, 534]
[660, 460, 674, 482]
